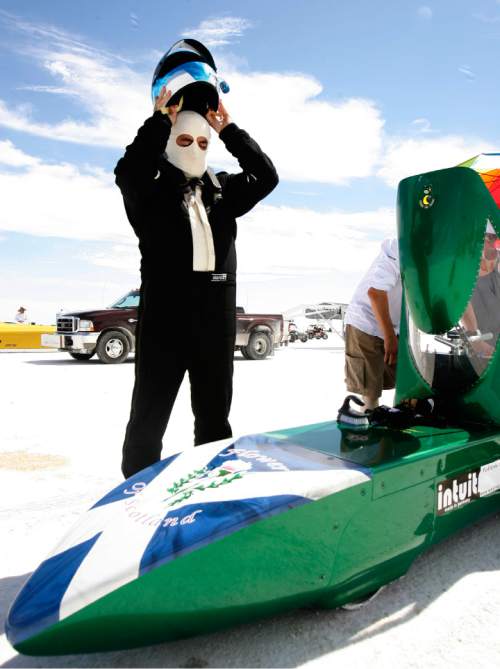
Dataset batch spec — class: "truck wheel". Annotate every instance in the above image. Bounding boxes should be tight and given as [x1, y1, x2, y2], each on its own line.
[300, 334, 308, 343]
[243, 331, 272, 360]
[96, 331, 130, 364]
[69, 352, 95, 361]
[240, 347, 251, 360]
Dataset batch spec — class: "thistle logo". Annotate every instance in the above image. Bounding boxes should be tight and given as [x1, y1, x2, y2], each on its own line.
[163, 459, 252, 508]
[437, 470, 479, 515]
[123, 459, 253, 527]
[419, 185, 435, 209]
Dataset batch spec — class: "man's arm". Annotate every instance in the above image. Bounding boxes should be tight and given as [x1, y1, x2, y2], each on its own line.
[461, 301, 494, 356]
[114, 87, 179, 208]
[114, 113, 171, 205]
[461, 301, 479, 333]
[206, 102, 279, 218]
[367, 287, 398, 365]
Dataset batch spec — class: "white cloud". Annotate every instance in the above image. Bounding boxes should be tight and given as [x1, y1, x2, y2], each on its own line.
[237, 204, 395, 278]
[411, 118, 432, 133]
[0, 140, 40, 167]
[0, 152, 133, 244]
[377, 135, 495, 187]
[0, 10, 130, 65]
[17, 84, 81, 97]
[458, 65, 476, 81]
[82, 245, 140, 274]
[0, 58, 149, 149]
[417, 6, 433, 19]
[235, 205, 395, 308]
[0, 13, 149, 147]
[0, 14, 384, 185]
[182, 17, 253, 47]
[209, 65, 384, 183]
[473, 11, 500, 23]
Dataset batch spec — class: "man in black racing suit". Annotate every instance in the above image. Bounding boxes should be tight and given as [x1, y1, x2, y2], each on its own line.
[115, 89, 279, 478]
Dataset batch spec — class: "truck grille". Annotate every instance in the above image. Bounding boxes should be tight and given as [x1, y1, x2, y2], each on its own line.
[57, 317, 79, 334]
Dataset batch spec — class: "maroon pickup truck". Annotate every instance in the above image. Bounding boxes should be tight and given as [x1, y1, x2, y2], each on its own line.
[42, 290, 287, 363]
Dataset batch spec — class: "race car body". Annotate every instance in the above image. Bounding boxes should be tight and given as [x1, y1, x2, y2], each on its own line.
[0, 322, 56, 350]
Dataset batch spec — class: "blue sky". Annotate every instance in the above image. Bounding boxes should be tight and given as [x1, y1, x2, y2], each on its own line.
[0, 0, 499, 322]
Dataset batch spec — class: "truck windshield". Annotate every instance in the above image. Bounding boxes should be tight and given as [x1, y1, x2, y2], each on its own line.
[110, 292, 140, 309]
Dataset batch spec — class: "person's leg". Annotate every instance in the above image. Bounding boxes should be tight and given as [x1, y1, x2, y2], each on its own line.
[122, 349, 186, 477]
[188, 331, 234, 445]
[344, 325, 385, 411]
[122, 282, 187, 478]
[361, 394, 379, 410]
[186, 274, 236, 446]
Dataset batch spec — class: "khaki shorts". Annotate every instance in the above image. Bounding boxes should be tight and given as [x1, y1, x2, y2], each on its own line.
[344, 324, 396, 397]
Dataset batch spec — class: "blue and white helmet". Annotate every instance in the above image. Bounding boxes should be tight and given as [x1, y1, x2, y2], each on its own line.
[151, 38, 229, 114]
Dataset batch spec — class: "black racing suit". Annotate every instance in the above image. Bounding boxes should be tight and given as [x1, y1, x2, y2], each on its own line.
[115, 111, 279, 478]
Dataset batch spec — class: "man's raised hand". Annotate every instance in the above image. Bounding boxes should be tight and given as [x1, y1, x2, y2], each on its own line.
[154, 86, 180, 124]
[206, 101, 232, 134]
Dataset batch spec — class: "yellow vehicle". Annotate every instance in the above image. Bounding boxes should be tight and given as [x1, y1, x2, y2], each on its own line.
[0, 322, 56, 350]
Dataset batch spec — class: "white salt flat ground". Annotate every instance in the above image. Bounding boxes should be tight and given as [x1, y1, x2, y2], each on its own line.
[1, 337, 500, 668]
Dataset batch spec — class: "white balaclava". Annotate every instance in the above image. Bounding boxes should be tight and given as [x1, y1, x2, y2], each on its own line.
[165, 110, 211, 178]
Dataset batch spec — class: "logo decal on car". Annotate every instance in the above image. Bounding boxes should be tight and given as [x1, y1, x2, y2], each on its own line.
[437, 458, 500, 515]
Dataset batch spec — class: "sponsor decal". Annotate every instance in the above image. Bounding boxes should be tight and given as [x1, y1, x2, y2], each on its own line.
[124, 498, 203, 528]
[116, 445, 311, 527]
[478, 458, 500, 497]
[162, 459, 252, 508]
[437, 471, 479, 514]
[211, 273, 227, 282]
[219, 447, 291, 472]
[437, 458, 500, 515]
[122, 459, 252, 526]
[419, 184, 435, 209]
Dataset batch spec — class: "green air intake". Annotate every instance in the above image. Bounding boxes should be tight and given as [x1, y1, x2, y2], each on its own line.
[397, 166, 499, 334]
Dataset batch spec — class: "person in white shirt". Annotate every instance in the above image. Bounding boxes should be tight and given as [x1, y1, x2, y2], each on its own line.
[15, 306, 27, 324]
[343, 238, 402, 411]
